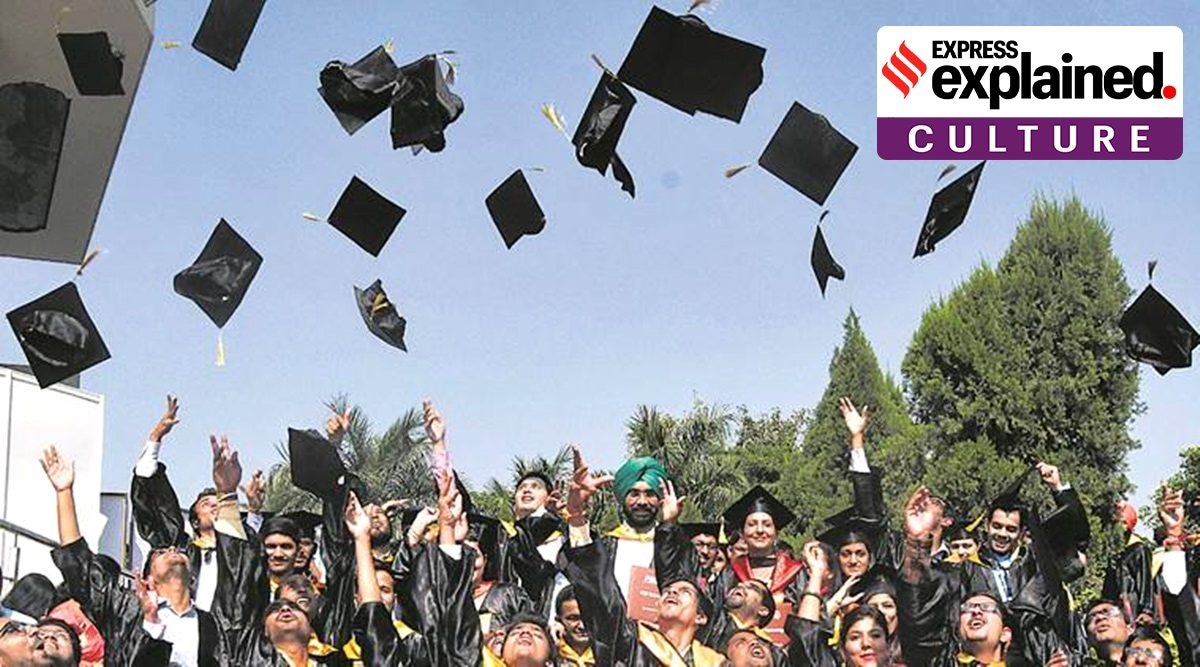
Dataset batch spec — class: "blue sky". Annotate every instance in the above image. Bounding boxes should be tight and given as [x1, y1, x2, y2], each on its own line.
[2, 1, 1197, 514]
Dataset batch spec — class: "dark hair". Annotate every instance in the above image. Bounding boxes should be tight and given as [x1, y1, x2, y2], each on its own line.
[985, 500, 1025, 529]
[37, 618, 82, 666]
[261, 516, 301, 544]
[500, 612, 558, 661]
[1124, 625, 1173, 667]
[841, 605, 891, 645]
[188, 488, 219, 528]
[743, 579, 776, 624]
[555, 585, 577, 619]
[274, 574, 317, 600]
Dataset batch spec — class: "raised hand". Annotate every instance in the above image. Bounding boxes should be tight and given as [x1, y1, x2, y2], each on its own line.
[149, 395, 181, 442]
[406, 507, 439, 547]
[344, 491, 372, 540]
[40, 446, 75, 492]
[134, 577, 159, 624]
[904, 486, 939, 539]
[565, 445, 614, 524]
[241, 469, 266, 512]
[839, 397, 869, 441]
[545, 480, 566, 515]
[210, 434, 242, 494]
[1160, 487, 1186, 537]
[802, 541, 829, 578]
[326, 408, 351, 442]
[1037, 462, 1064, 491]
[423, 399, 445, 444]
[1045, 648, 1070, 667]
[437, 469, 462, 529]
[658, 479, 685, 524]
[825, 575, 864, 617]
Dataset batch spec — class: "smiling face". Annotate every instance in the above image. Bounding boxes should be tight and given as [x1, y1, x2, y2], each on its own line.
[514, 477, 550, 518]
[691, 533, 718, 569]
[623, 482, 661, 530]
[724, 580, 771, 624]
[263, 533, 298, 577]
[742, 512, 777, 555]
[842, 616, 888, 667]
[866, 593, 899, 636]
[839, 541, 870, 577]
[985, 509, 1023, 555]
[500, 621, 552, 665]
[191, 494, 218, 533]
[557, 598, 590, 652]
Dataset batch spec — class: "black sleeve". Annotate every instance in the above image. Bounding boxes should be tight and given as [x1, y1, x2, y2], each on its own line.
[653, 523, 700, 589]
[895, 561, 960, 666]
[849, 469, 886, 522]
[563, 537, 637, 665]
[398, 544, 482, 667]
[130, 463, 189, 549]
[352, 601, 434, 667]
[784, 615, 837, 667]
[1161, 569, 1200, 667]
[211, 521, 270, 661]
[507, 514, 565, 609]
[1102, 540, 1156, 622]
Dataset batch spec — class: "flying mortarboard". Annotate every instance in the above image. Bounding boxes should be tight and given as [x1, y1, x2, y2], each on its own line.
[354, 279, 407, 351]
[319, 45, 401, 135]
[390, 54, 464, 153]
[722, 485, 796, 532]
[287, 428, 347, 499]
[758, 102, 858, 207]
[486, 170, 546, 249]
[327, 176, 406, 257]
[57, 32, 125, 96]
[618, 6, 765, 122]
[1120, 282, 1199, 376]
[191, 0, 268, 71]
[913, 161, 986, 258]
[7, 282, 111, 389]
[0, 83, 70, 235]
[811, 215, 845, 297]
[572, 70, 637, 198]
[173, 219, 262, 329]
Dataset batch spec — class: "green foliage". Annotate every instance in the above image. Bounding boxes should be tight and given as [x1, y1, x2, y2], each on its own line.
[902, 196, 1142, 597]
[1142, 445, 1200, 533]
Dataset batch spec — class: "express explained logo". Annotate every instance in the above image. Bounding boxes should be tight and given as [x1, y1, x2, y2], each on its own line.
[881, 41, 928, 98]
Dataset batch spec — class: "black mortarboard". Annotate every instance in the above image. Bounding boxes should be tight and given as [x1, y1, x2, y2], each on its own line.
[680, 523, 721, 540]
[722, 485, 796, 532]
[287, 428, 346, 499]
[572, 71, 637, 197]
[466, 512, 504, 581]
[354, 279, 407, 351]
[816, 514, 884, 550]
[7, 282, 110, 389]
[913, 161, 985, 258]
[0, 83, 70, 234]
[390, 54, 464, 153]
[57, 32, 125, 96]
[319, 46, 401, 135]
[280, 511, 323, 540]
[516, 470, 555, 490]
[486, 170, 545, 249]
[811, 224, 845, 297]
[989, 465, 1037, 514]
[173, 219, 262, 329]
[327, 177, 405, 257]
[2, 573, 65, 619]
[1120, 285, 1199, 375]
[758, 102, 858, 206]
[191, 0, 268, 71]
[618, 6, 765, 122]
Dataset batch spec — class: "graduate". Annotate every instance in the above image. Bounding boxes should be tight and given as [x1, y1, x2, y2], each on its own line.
[554, 586, 596, 667]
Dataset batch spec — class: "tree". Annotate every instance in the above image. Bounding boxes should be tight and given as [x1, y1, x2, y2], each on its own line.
[902, 196, 1142, 596]
[1142, 445, 1200, 535]
[780, 310, 912, 537]
[263, 395, 433, 513]
[471, 445, 576, 522]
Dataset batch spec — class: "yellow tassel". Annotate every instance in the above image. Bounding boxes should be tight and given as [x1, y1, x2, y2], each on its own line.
[75, 248, 102, 278]
[383, 38, 395, 55]
[161, 40, 182, 49]
[724, 164, 751, 178]
[540, 104, 570, 140]
[216, 332, 226, 367]
[55, 7, 72, 32]
[370, 293, 390, 316]
[301, 212, 324, 223]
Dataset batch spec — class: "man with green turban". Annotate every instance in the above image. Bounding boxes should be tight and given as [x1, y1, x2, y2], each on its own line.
[603, 456, 670, 618]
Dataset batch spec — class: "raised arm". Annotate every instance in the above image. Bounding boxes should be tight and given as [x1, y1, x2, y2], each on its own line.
[42, 445, 80, 545]
[130, 395, 190, 549]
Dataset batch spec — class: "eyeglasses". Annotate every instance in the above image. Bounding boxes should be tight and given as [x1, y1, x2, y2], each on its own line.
[0, 621, 30, 637]
[1086, 607, 1124, 623]
[1125, 646, 1164, 662]
[265, 599, 307, 618]
[959, 602, 1000, 616]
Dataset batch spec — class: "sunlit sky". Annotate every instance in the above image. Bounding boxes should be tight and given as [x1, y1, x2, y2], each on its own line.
[2, 1, 1197, 514]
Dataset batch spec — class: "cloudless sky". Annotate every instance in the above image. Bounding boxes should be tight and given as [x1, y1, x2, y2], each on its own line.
[2, 1, 1197, 515]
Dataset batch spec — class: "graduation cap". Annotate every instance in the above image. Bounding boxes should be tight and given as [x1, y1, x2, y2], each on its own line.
[1120, 284, 1199, 375]
[319, 45, 401, 135]
[191, 0, 268, 71]
[722, 486, 796, 533]
[816, 514, 884, 551]
[279, 511, 323, 540]
[0, 83, 70, 235]
[287, 428, 347, 499]
[390, 54, 464, 153]
[680, 523, 721, 540]
[2, 573, 66, 619]
[811, 217, 845, 297]
[57, 32, 125, 96]
[354, 279, 407, 352]
[7, 282, 111, 389]
[913, 161, 985, 258]
[327, 176, 406, 257]
[486, 170, 546, 249]
[173, 219, 263, 329]
[618, 6, 765, 122]
[758, 102, 858, 206]
[572, 70, 637, 198]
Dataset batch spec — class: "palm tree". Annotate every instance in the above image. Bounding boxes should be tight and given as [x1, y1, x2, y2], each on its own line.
[263, 394, 433, 513]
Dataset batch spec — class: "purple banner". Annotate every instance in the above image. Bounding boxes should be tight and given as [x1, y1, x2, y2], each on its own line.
[877, 117, 1182, 159]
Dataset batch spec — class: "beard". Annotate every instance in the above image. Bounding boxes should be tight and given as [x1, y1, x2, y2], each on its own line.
[624, 505, 657, 529]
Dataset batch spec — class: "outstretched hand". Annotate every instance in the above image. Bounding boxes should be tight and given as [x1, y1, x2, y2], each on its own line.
[40, 445, 75, 492]
[210, 434, 242, 494]
[904, 485, 940, 539]
[658, 479, 685, 524]
[423, 399, 445, 444]
[149, 395, 180, 442]
[839, 397, 869, 441]
[345, 491, 372, 540]
[241, 469, 266, 512]
[565, 445, 613, 525]
[802, 540, 829, 578]
[326, 409, 351, 442]
[1160, 486, 1186, 538]
[1036, 462, 1064, 492]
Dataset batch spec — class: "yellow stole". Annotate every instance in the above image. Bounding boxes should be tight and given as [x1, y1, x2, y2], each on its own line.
[636, 624, 724, 667]
[607, 525, 656, 543]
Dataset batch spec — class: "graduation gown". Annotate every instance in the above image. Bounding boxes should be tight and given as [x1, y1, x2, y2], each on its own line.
[1158, 554, 1200, 667]
[1101, 533, 1157, 623]
[51, 537, 222, 666]
[130, 462, 218, 605]
[502, 513, 566, 617]
[563, 537, 726, 667]
[348, 601, 434, 667]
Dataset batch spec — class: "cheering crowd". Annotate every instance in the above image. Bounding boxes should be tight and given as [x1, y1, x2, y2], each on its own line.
[0, 395, 1195, 667]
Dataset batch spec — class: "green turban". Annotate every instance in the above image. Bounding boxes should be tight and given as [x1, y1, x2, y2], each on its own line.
[614, 456, 669, 500]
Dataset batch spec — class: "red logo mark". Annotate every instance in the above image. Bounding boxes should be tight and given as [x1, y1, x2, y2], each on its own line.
[882, 41, 927, 98]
